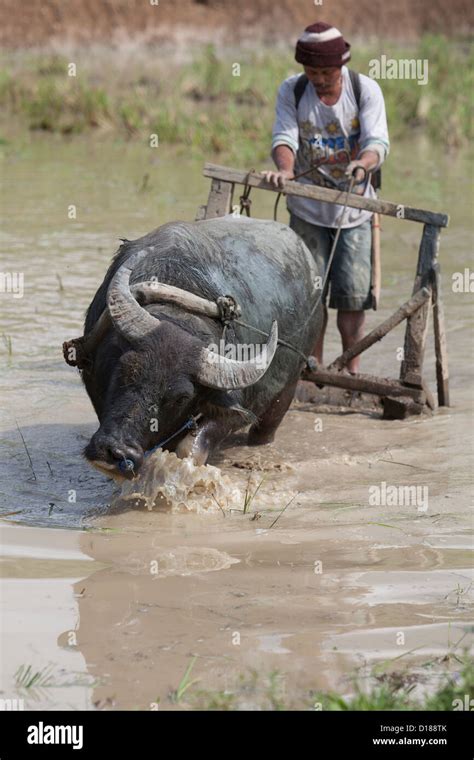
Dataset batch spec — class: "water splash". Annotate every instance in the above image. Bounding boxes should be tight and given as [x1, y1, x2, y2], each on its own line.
[115, 449, 242, 513]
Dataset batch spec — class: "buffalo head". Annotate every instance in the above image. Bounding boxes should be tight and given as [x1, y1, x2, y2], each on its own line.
[79, 249, 278, 479]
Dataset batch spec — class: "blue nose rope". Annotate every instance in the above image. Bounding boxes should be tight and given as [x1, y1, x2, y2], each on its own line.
[118, 413, 203, 473]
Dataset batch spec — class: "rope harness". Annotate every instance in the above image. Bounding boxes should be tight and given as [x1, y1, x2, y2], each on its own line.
[239, 169, 255, 216]
[119, 413, 204, 473]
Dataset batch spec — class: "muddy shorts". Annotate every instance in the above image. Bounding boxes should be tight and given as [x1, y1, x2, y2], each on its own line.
[289, 213, 373, 311]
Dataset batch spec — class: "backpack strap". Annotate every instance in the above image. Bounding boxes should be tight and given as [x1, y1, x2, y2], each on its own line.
[348, 68, 361, 109]
[348, 68, 382, 190]
[293, 74, 308, 111]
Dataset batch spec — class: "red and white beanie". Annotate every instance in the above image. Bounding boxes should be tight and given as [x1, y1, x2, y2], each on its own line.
[295, 22, 351, 68]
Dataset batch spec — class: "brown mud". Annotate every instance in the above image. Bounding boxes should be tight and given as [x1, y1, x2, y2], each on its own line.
[1, 0, 472, 51]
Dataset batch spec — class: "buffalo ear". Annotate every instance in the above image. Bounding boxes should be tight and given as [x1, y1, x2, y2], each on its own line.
[204, 389, 257, 424]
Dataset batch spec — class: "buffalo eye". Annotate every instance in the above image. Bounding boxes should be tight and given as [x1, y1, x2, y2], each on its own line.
[173, 393, 192, 408]
[164, 380, 194, 410]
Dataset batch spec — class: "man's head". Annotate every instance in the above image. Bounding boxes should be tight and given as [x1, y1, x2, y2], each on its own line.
[295, 22, 350, 83]
[303, 65, 342, 96]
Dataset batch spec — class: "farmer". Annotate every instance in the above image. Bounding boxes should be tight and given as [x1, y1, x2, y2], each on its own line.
[262, 21, 389, 373]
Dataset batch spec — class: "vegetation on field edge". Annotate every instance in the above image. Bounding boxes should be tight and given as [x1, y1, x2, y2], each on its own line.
[0, 36, 472, 162]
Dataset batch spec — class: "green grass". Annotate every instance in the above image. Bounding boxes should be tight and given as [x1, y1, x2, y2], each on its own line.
[242, 474, 266, 514]
[193, 669, 287, 711]
[14, 664, 55, 690]
[189, 653, 473, 711]
[2, 333, 12, 356]
[0, 36, 471, 160]
[169, 656, 200, 703]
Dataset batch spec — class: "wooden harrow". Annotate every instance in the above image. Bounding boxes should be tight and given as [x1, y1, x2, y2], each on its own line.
[197, 163, 450, 419]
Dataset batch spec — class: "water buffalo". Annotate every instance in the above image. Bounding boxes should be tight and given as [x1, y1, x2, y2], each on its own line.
[63, 215, 322, 479]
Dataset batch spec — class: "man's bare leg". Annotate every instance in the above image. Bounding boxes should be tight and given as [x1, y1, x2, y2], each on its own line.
[312, 305, 328, 364]
[337, 310, 366, 373]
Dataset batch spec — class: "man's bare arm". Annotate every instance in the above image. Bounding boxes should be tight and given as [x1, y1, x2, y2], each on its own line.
[345, 149, 380, 194]
[346, 149, 379, 177]
[264, 146, 380, 192]
[261, 145, 295, 189]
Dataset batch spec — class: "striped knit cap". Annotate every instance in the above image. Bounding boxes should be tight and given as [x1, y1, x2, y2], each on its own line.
[295, 22, 351, 68]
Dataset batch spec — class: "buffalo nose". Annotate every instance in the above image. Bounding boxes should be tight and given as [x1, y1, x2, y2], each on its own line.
[85, 433, 144, 478]
[107, 443, 144, 474]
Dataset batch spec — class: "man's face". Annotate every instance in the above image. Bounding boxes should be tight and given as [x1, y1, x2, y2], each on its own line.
[304, 65, 342, 94]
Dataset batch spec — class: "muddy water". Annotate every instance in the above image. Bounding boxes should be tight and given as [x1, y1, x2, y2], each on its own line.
[0, 135, 472, 710]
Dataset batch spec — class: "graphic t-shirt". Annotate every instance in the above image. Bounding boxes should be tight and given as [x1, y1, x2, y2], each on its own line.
[271, 66, 390, 228]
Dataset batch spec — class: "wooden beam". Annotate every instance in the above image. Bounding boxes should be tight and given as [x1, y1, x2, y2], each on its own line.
[204, 178, 234, 218]
[195, 205, 207, 221]
[431, 262, 450, 406]
[382, 396, 426, 420]
[328, 287, 430, 371]
[400, 224, 439, 386]
[371, 212, 381, 309]
[301, 367, 426, 403]
[203, 163, 449, 228]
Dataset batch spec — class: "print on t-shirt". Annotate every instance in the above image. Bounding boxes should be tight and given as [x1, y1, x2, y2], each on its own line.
[298, 113, 361, 189]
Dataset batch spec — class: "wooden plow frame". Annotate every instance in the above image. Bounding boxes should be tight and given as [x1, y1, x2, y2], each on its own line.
[196, 163, 450, 419]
